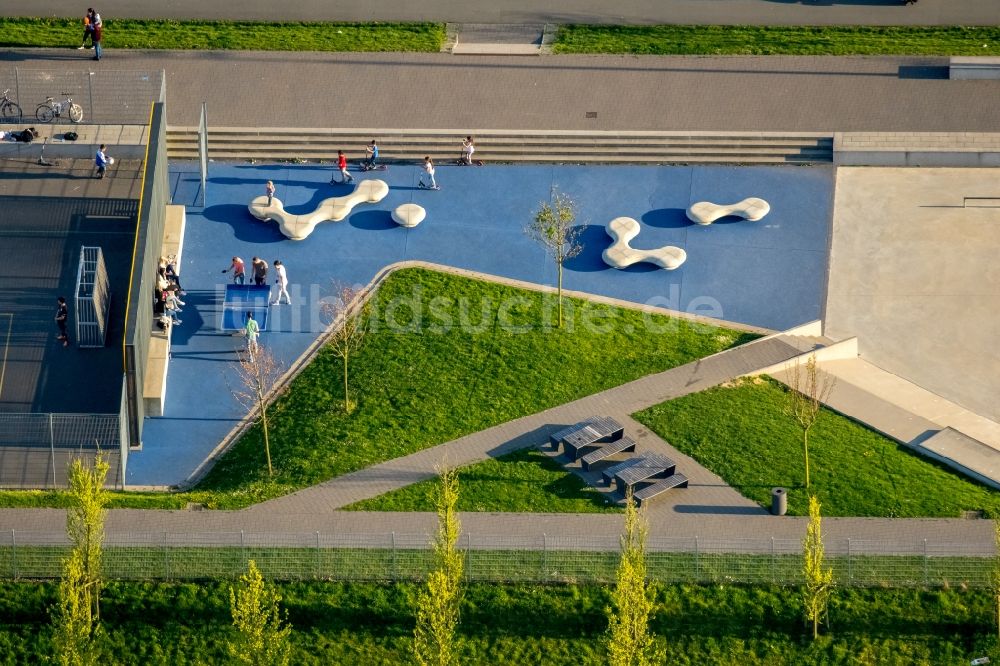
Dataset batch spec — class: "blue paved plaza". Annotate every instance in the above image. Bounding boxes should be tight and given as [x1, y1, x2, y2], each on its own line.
[129, 162, 833, 485]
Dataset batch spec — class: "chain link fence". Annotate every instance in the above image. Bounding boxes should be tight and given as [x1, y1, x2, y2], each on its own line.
[0, 67, 164, 125]
[0, 414, 123, 489]
[0, 531, 993, 588]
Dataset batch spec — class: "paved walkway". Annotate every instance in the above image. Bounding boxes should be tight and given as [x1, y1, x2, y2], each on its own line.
[2, 330, 996, 547]
[4, 0, 998, 26]
[3, 51, 1000, 133]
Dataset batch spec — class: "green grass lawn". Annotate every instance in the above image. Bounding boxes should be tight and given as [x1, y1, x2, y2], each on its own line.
[0, 579, 997, 664]
[0, 18, 444, 51]
[634, 377, 1000, 518]
[0, 268, 752, 510]
[345, 448, 619, 513]
[555, 24, 1000, 56]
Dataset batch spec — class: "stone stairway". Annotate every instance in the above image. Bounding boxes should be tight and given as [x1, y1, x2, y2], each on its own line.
[165, 127, 834, 164]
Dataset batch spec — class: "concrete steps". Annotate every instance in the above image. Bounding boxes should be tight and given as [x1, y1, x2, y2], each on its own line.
[165, 127, 834, 165]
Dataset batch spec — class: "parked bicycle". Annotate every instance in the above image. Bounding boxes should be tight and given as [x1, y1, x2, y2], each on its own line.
[0, 89, 22, 121]
[35, 93, 83, 123]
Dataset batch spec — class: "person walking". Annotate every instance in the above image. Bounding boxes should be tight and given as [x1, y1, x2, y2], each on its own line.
[460, 136, 475, 165]
[244, 312, 260, 358]
[55, 296, 69, 347]
[95, 144, 110, 179]
[417, 156, 439, 190]
[252, 257, 268, 286]
[77, 9, 94, 50]
[265, 180, 275, 206]
[223, 256, 246, 284]
[91, 11, 103, 61]
[271, 259, 291, 305]
[363, 140, 379, 170]
[332, 150, 353, 184]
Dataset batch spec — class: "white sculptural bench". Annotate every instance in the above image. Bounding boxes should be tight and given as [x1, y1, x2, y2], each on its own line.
[249, 179, 390, 240]
[602, 217, 686, 270]
[686, 197, 770, 226]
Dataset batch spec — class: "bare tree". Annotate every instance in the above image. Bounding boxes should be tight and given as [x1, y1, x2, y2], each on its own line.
[321, 282, 370, 414]
[606, 488, 662, 666]
[802, 495, 834, 640]
[413, 466, 463, 666]
[525, 189, 584, 329]
[786, 354, 835, 489]
[230, 345, 283, 477]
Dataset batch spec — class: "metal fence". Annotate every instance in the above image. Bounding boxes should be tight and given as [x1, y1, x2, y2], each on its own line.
[74, 246, 111, 348]
[0, 415, 123, 489]
[0, 67, 164, 125]
[0, 531, 993, 588]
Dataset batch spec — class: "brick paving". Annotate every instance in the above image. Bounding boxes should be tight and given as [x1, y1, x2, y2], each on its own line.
[2, 0, 997, 26]
[3, 51, 1000, 133]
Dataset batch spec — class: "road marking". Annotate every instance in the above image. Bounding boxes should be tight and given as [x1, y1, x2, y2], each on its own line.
[0, 313, 11, 400]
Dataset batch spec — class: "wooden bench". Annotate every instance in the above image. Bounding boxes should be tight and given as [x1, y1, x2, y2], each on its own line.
[549, 416, 624, 452]
[580, 436, 637, 471]
[634, 473, 689, 506]
[606, 453, 676, 492]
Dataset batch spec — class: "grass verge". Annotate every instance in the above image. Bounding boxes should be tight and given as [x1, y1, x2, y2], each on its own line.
[554, 24, 1000, 56]
[0, 18, 444, 52]
[345, 448, 619, 513]
[0, 580, 997, 663]
[0, 268, 754, 510]
[633, 376, 1000, 518]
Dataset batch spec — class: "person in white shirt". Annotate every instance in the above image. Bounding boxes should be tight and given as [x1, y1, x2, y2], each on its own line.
[460, 136, 475, 165]
[418, 156, 439, 190]
[272, 259, 291, 305]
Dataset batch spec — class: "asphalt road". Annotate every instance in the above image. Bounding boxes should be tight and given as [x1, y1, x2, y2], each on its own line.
[3, 0, 998, 26]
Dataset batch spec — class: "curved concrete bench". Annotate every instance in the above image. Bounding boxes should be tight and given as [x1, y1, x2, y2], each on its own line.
[249, 179, 390, 240]
[602, 217, 686, 270]
[686, 197, 770, 226]
[392, 203, 426, 228]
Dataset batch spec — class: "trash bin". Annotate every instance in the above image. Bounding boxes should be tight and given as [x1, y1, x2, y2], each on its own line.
[771, 487, 787, 516]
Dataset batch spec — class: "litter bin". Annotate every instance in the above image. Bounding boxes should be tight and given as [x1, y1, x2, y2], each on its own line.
[771, 487, 787, 516]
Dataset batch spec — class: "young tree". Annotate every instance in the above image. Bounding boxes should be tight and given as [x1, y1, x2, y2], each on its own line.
[786, 354, 835, 488]
[230, 345, 283, 477]
[51, 549, 99, 666]
[66, 454, 109, 621]
[413, 466, 463, 666]
[606, 489, 661, 666]
[802, 495, 834, 640]
[229, 559, 292, 666]
[322, 282, 370, 414]
[525, 189, 584, 328]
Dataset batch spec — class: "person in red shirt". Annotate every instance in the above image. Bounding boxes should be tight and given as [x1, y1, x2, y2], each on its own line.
[222, 256, 246, 285]
[332, 149, 354, 184]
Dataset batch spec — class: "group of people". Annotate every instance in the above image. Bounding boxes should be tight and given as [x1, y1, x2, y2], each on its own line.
[222, 256, 290, 356]
[321, 136, 479, 190]
[154, 256, 185, 328]
[78, 8, 104, 61]
[222, 256, 291, 304]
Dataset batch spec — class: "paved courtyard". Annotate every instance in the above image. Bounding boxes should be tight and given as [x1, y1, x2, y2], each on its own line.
[825, 168, 1000, 423]
[127, 162, 834, 486]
